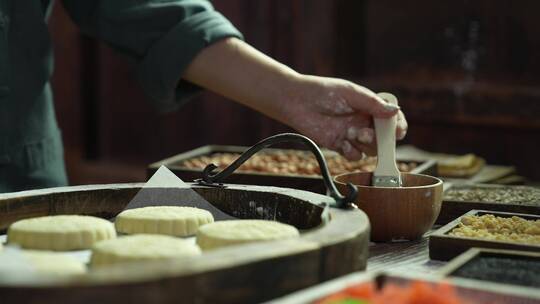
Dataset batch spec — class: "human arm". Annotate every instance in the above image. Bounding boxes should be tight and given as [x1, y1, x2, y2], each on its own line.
[61, 0, 244, 112]
[61, 0, 407, 158]
[183, 37, 407, 158]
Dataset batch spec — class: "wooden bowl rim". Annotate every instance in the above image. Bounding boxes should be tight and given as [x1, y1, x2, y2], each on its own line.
[333, 171, 443, 190]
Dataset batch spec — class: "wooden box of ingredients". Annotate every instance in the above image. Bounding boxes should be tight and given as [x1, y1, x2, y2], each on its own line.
[272, 271, 540, 303]
[437, 183, 540, 224]
[148, 145, 437, 194]
[429, 210, 540, 261]
[439, 248, 540, 290]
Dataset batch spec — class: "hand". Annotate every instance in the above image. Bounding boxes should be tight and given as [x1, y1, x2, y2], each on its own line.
[280, 75, 408, 159]
[183, 38, 407, 159]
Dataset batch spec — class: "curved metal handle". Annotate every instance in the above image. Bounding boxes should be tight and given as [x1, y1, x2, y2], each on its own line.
[198, 133, 358, 208]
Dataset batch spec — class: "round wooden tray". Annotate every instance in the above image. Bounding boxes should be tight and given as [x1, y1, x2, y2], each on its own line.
[0, 183, 370, 304]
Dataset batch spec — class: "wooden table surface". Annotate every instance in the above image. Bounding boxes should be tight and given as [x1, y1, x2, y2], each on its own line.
[366, 230, 445, 275]
[266, 231, 447, 304]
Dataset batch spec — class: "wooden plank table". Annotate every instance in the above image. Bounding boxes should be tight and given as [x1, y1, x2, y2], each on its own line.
[266, 234, 447, 304]
[367, 230, 445, 275]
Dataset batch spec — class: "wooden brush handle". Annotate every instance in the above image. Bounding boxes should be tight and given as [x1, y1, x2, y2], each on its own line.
[374, 93, 400, 177]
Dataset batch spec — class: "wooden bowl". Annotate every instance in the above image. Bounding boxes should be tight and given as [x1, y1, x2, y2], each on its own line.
[334, 172, 443, 242]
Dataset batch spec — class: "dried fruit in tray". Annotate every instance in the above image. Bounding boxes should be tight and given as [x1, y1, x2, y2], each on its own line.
[180, 151, 418, 176]
[314, 281, 469, 304]
[448, 214, 540, 245]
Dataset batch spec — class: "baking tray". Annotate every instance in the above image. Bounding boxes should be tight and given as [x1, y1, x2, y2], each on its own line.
[0, 183, 370, 304]
[148, 145, 438, 194]
[439, 248, 540, 290]
[429, 210, 540, 261]
[269, 271, 540, 303]
[437, 183, 540, 224]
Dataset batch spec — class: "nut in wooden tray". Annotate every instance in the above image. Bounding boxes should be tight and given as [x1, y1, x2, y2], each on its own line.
[148, 145, 437, 194]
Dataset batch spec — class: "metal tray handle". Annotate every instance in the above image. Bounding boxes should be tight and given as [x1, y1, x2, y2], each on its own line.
[196, 133, 358, 208]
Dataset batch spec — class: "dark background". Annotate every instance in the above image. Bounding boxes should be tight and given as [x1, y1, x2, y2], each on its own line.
[48, 0, 540, 185]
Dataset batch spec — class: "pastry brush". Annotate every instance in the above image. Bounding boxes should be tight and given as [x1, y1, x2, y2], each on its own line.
[372, 92, 402, 187]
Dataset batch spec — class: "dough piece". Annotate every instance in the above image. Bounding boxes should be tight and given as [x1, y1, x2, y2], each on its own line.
[115, 206, 214, 237]
[196, 220, 300, 251]
[90, 234, 201, 267]
[8, 215, 116, 251]
[22, 250, 86, 275]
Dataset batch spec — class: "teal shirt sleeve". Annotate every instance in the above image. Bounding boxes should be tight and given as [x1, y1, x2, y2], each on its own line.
[61, 0, 243, 112]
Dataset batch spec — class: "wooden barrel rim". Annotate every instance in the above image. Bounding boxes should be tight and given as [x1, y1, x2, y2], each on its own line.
[0, 183, 370, 290]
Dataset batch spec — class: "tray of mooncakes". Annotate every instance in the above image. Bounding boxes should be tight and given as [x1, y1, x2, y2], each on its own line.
[0, 135, 370, 304]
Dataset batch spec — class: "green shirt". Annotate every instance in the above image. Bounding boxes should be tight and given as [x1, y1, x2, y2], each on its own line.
[0, 0, 242, 192]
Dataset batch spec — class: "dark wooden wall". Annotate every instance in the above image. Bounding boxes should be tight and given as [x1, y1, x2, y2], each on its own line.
[356, 0, 540, 181]
[48, 0, 540, 184]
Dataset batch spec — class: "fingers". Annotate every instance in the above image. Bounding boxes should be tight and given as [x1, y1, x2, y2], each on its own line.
[396, 110, 408, 140]
[346, 126, 374, 145]
[340, 140, 366, 160]
[345, 123, 404, 155]
[351, 141, 377, 157]
[344, 126, 377, 158]
[339, 135, 377, 159]
[345, 83, 400, 118]
[345, 84, 408, 140]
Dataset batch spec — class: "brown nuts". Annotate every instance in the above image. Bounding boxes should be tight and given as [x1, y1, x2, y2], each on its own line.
[449, 214, 540, 245]
[180, 150, 417, 176]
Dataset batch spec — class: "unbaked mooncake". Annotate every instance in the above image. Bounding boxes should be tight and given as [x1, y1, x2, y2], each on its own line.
[196, 220, 300, 251]
[8, 215, 116, 251]
[90, 234, 201, 267]
[115, 206, 214, 237]
[22, 250, 86, 275]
